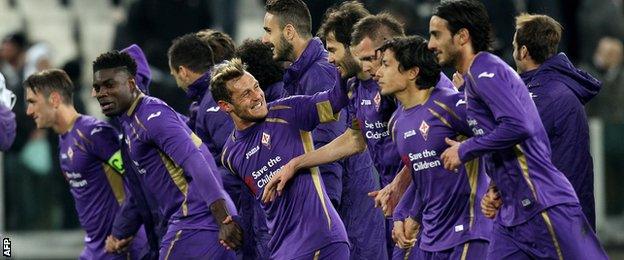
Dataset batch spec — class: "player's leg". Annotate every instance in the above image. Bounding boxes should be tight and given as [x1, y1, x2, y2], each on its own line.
[292, 242, 350, 260]
[159, 229, 236, 260]
[448, 239, 489, 260]
[340, 166, 387, 259]
[539, 204, 607, 260]
[486, 221, 532, 260]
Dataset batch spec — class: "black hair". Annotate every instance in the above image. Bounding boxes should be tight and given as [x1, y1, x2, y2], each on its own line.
[317, 1, 369, 47]
[433, 0, 493, 53]
[236, 39, 283, 90]
[377, 36, 441, 88]
[265, 0, 312, 37]
[93, 50, 137, 77]
[167, 33, 215, 73]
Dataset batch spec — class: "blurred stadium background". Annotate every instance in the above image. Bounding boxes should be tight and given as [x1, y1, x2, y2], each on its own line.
[0, 0, 623, 258]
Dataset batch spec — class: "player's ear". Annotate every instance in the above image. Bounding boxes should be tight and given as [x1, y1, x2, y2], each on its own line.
[520, 45, 529, 60]
[284, 24, 295, 41]
[408, 67, 420, 81]
[217, 100, 232, 113]
[49, 91, 61, 108]
[456, 28, 469, 46]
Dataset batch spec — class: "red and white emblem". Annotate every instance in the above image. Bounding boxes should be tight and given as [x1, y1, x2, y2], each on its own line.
[419, 120, 429, 141]
[261, 132, 271, 148]
[374, 91, 381, 111]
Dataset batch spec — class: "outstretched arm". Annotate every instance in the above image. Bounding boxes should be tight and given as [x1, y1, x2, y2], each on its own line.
[261, 128, 366, 203]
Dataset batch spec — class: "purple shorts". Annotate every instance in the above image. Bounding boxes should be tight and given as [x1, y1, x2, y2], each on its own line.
[392, 239, 488, 260]
[292, 242, 350, 260]
[487, 203, 607, 260]
[159, 229, 236, 260]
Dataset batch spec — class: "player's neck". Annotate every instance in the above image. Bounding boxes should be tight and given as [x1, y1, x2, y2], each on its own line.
[397, 83, 432, 109]
[187, 71, 204, 86]
[232, 116, 257, 131]
[523, 61, 540, 73]
[457, 46, 477, 74]
[356, 70, 370, 81]
[292, 37, 312, 62]
[54, 105, 79, 134]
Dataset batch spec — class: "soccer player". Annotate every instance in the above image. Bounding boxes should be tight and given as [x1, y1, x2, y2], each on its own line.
[24, 69, 147, 259]
[378, 36, 491, 259]
[0, 72, 16, 151]
[168, 32, 274, 259]
[215, 58, 349, 259]
[430, 1, 607, 259]
[317, 3, 401, 258]
[262, 1, 384, 257]
[107, 44, 166, 259]
[92, 51, 241, 259]
[265, 36, 491, 260]
[512, 13, 600, 230]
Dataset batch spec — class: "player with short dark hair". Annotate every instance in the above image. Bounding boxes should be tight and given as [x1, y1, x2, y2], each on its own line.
[377, 36, 491, 259]
[25, 69, 148, 260]
[92, 50, 241, 259]
[317, 2, 396, 258]
[263, 3, 384, 258]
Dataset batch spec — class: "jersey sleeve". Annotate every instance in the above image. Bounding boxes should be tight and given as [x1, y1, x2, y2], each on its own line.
[273, 77, 349, 131]
[459, 66, 535, 162]
[142, 105, 225, 206]
[86, 124, 125, 174]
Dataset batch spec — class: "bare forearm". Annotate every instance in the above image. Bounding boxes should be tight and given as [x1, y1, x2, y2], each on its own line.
[393, 166, 412, 194]
[294, 128, 366, 170]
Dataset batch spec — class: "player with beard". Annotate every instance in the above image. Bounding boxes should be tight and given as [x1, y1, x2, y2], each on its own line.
[92, 51, 241, 259]
[430, 1, 607, 259]
[215, 58, 349, 259]
[317, 3, 399, 258]
[262, 1, 382, 258]
[509, 13, 600, 230]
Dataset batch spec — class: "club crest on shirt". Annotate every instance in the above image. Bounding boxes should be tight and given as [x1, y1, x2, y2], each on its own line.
[374, 91, 381, 111]
[419, 120, 430, 141]
[261, 132, 271, 148]
[67, 147, 74, 160]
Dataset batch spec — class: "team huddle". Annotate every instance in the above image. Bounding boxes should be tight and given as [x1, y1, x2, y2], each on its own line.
[18, 0, 610, 259]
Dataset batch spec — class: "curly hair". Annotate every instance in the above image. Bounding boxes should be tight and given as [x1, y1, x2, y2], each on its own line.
[93, 50, 137, 77]
[236, 39, 283, 90]
[317, 1, 369, 47]
[433, 0, 493, 53]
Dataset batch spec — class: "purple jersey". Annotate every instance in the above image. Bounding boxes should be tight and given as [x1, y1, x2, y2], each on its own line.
[389, 84, 491, 251]
[221, 85, 350, 259]
[59, 115, 143, 259]
[118, 95, 234, 233]
[346, 78, 401, 187]
[520, 53, 600, 229]
[459, 52, 579, 226]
